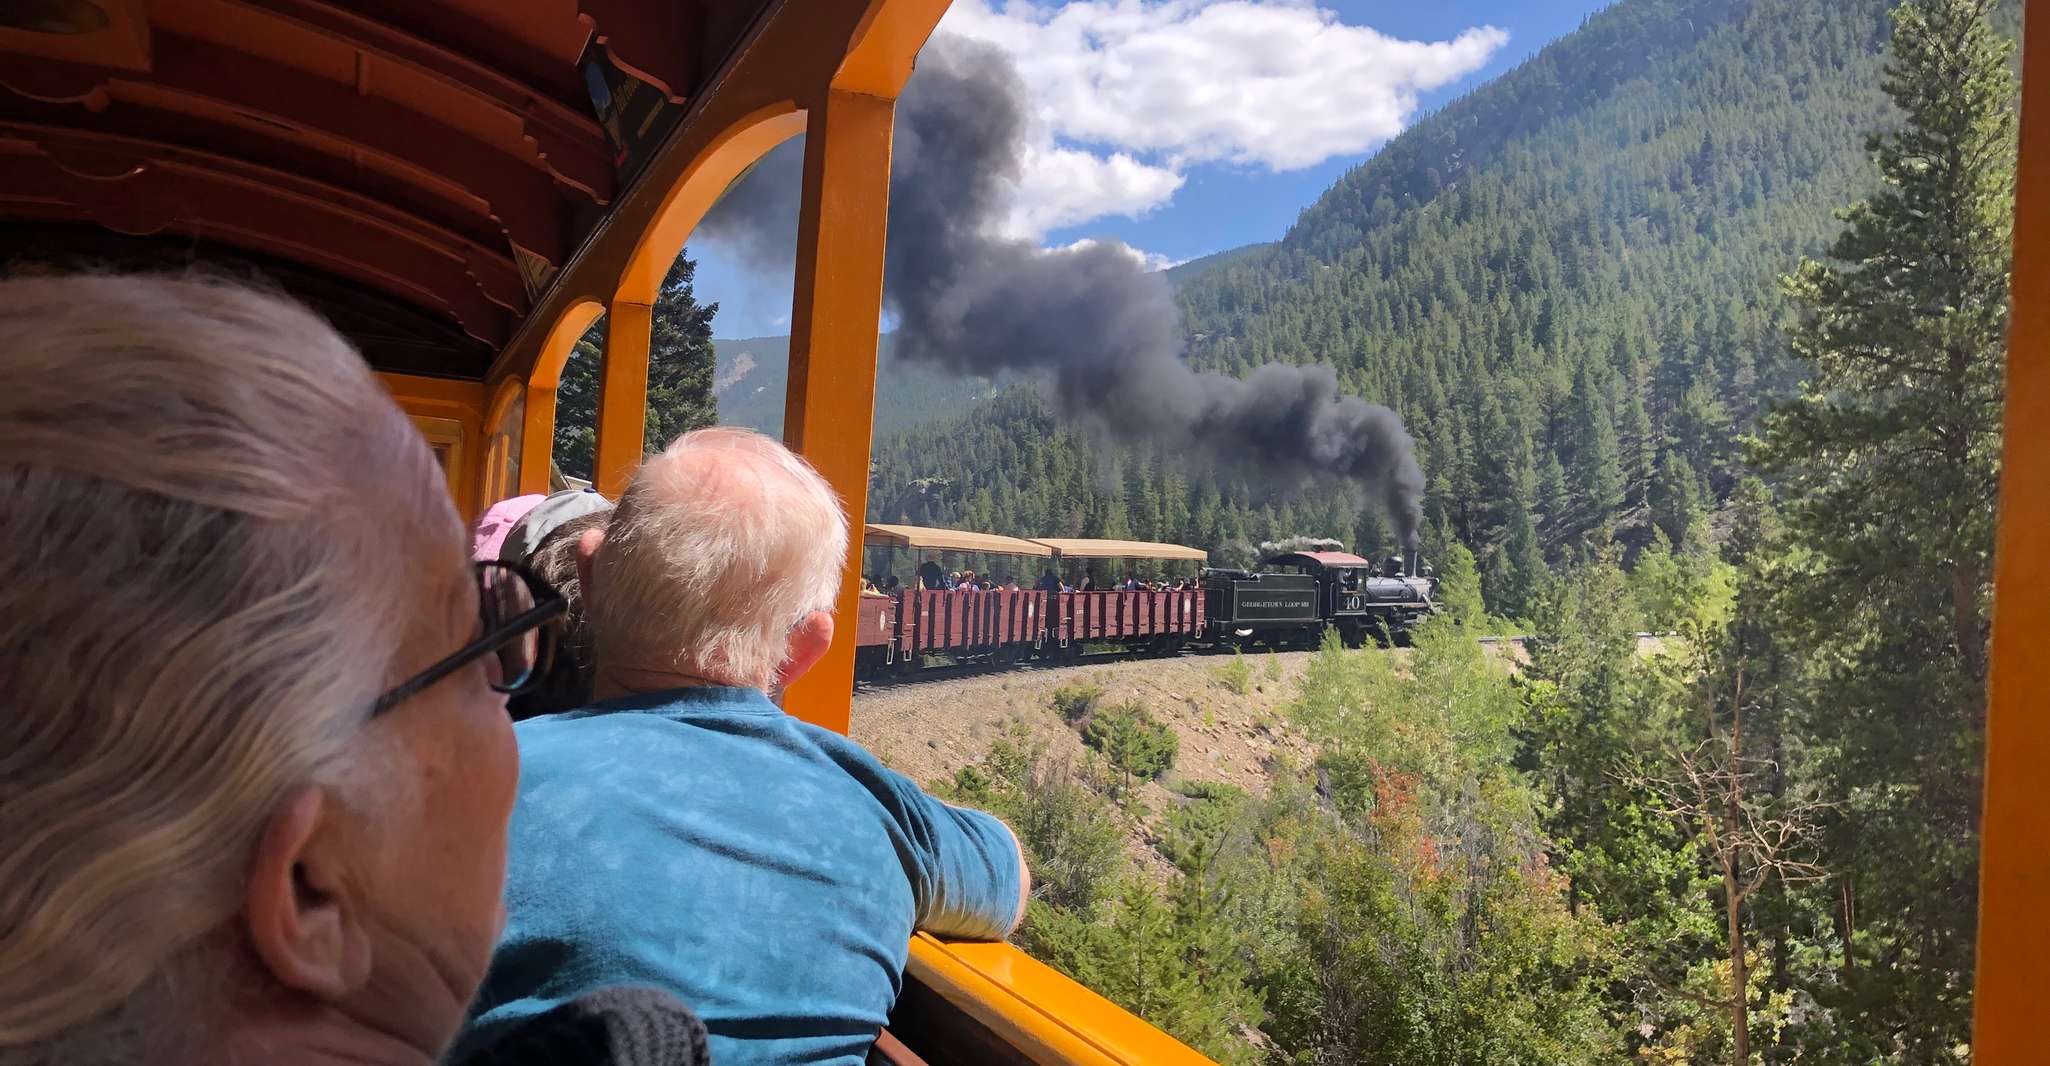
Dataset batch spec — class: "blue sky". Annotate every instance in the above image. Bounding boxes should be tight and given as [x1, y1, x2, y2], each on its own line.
[695, 0, 1609, 339]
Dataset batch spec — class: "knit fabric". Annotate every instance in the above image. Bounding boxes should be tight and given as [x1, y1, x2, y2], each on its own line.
[457, 985, 709, 1066]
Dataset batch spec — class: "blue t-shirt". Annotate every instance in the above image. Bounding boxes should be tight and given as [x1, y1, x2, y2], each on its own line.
[459, 686, 1024, 1066]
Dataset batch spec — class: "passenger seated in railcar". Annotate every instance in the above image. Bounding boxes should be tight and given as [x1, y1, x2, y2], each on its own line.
[0, 276, 712, 1066]
[504, 501, 614, 722]
[500, 487, 610, 562]
[1037, 568, 1062, 594]
[473, 492, 545, 560]
[462, 427, 1030, 1066]
[917, 556, 944, 590]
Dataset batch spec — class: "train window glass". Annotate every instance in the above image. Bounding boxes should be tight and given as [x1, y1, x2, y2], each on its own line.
[486, 387, 525, 503]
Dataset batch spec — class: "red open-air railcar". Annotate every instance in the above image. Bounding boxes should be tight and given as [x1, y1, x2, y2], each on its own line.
[854, 526, 1208, 676]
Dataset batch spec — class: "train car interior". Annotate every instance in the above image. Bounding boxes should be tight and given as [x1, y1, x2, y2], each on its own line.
[3, 0, 2046, 1059]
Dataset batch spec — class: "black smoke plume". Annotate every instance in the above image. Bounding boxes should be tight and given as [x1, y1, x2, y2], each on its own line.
[699, 36, 1425, 544]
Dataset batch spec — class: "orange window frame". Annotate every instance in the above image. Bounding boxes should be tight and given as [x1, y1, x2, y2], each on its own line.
[1971, 4, 2049, 1058]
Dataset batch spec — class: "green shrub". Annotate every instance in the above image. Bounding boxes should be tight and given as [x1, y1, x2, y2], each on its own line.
[937, 724, 1124, 911]
[1159, 785, 1249, 871]
[1215, 649, 1252, 695]
[1051, 680, 1105, 722]
[1082, 699, 1179, 782]
[1263, 651, 1283, 681]
[1173, 779, 1247, 803]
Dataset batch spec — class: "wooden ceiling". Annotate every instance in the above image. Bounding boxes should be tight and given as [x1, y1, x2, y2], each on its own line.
[0, 0, 772, 378]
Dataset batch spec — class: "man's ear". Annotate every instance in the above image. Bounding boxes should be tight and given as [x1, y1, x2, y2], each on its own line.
[775, 610, 835, 690]
[575, 527, 605, 605]
[243, 785, 372, 1001]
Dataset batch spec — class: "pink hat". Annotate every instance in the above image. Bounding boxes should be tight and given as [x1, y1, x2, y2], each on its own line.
[471, 494, 545, 562]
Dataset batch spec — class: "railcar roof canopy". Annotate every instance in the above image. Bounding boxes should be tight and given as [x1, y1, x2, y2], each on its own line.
[1029, 538, 1209, 562]
[863, 523, 1054, 557]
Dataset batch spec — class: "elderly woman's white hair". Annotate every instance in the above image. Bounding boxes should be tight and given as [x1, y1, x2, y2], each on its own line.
[0, 275, 450, 1060]
[588, 426, 849, 691]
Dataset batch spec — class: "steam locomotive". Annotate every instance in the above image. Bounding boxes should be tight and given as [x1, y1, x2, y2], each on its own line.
[1202, 548, 1436, 649]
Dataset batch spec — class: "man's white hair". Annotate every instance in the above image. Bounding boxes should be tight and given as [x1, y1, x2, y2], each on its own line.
[589, 427, 849, 692]
[0, 274, 451, 1061]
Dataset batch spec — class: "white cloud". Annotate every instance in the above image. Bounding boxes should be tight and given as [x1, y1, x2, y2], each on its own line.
[936, 0, 1508, 236]
[1005, 144, 1185, 239]
[1055, 236, 1189, 272]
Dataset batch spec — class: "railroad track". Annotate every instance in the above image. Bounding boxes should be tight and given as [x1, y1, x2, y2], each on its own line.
[853, 633, 1672, 694]
[854, 646, 1181, 692]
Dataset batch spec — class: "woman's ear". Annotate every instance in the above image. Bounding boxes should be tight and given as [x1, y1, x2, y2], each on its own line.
[243, 786, 372, 1000]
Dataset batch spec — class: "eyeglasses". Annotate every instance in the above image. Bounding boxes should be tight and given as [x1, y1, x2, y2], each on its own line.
[370, 561, 567, 716]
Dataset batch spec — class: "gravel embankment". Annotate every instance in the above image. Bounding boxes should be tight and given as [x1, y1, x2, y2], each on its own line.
[850, 651, 1329, 797]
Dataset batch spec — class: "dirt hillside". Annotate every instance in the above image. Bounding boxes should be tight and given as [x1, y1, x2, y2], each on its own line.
[850, 651, 1330, 801]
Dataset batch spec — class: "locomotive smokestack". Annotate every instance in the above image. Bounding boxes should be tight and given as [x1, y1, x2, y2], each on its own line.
[699, 35, 1427, 542]
[1405, 537, 1421, 579]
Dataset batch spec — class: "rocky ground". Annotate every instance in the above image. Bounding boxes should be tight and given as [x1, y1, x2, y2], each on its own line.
[850, 650, 1332, 799]
[847, 634, 1630, 815]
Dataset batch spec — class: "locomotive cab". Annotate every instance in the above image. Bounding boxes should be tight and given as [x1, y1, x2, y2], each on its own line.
[1264, 550, 1435, 647]
[1201, 567, 1321, 648]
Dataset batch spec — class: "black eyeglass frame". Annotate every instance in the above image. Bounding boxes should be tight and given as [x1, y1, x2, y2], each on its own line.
[370, 560, 567, 716]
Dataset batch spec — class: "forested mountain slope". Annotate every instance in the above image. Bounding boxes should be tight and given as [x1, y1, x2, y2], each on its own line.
[872, 0, 1906, 617]
[1160, 242, 1272, 287]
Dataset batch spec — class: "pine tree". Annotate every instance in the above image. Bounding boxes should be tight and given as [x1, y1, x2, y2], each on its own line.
[1569, 367, 1628, 531]
[1434, 542, 1488, 627]
[643, 255, 720, 450]
[1648, 451, 1706, 549]
[1668, 379, 1734, 497]
[554, 335, 601, 482]
[1621, 376, 1658, 509]
[1535, 453, 1570, 536]
[1751, 0, 2014, 1052]
[1488, 503, 1549, 623]
[553, 253, 720, 481]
